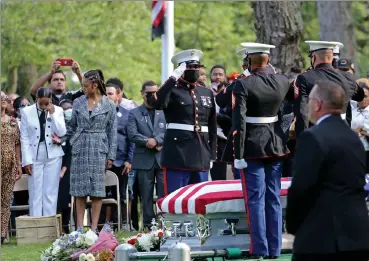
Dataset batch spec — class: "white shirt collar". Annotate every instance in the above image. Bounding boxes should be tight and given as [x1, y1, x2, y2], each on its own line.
[316, 114, 332, 125]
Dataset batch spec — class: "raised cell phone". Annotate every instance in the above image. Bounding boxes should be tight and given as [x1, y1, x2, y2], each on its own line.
[57, 58, 74, 67]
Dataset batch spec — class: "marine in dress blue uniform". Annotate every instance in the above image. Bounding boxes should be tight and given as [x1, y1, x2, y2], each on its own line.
[293, 41, 364, 137]
[148, 50, 217, 195]
[215, 47, 251, 180]
[232, 43, 293, 258]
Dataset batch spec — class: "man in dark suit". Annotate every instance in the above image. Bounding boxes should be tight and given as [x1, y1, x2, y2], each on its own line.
[105, 81, 135, 229]
[127, 80, 166, 229]
[286, 80, 369, 261]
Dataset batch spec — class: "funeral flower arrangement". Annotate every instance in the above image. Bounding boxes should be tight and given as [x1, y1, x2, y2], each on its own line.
[41, 224, 118, 261]
[122, 219, 167, 252]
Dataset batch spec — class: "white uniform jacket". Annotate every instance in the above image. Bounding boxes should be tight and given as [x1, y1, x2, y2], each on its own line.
[20, 104, 66, 167]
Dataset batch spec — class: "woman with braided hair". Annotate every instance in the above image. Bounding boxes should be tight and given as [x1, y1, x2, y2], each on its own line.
[67, 69, 117, 232]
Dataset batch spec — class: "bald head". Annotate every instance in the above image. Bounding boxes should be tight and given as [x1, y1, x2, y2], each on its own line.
[249, 53, 269, 68]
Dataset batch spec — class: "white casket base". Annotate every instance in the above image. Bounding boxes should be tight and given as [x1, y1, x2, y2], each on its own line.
[157, 180, 294, 252]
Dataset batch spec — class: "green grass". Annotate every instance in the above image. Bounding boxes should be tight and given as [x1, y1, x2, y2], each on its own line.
[1, 231, 136, 261]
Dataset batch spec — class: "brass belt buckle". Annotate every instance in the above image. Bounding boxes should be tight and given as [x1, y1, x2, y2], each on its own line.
[194, 125, 201, 132]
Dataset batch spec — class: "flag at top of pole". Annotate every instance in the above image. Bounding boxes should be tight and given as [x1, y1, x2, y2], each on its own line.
[152, 0, 167, 40]
[152, 0, 175, 84]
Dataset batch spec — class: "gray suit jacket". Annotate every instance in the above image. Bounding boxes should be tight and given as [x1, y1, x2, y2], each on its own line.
[127, 104, 166, 170]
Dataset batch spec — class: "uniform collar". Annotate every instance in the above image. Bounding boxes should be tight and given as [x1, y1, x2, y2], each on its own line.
[250, 67, 275, 74]
[314, 63, 333, 70]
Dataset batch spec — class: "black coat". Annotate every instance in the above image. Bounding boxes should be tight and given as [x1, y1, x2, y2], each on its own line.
[286, 115, 369, 254]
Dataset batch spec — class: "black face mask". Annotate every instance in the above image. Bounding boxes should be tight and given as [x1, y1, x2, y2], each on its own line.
[145, 92, 156, 99]
[332, 58, 338, 69]
[183, 70, 200, 83]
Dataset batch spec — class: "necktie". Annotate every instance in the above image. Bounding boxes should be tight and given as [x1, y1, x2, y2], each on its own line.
[39, 110, 46, 142]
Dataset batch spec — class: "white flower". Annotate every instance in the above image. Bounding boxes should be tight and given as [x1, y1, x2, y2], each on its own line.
[52, 238, 61, 247]
[51, 245, 61, 256]
[79, 253, 87, 261]
[84, 230, 98, 246]
[76, 235, 86, 247]
[137, 234, 154, 252]
[165, 230, 172, 237]
[86, 253, 95, 261]
[70, 231, 80, 237]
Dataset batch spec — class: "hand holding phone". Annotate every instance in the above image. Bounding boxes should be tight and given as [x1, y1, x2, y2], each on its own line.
[57, 58, 74, 67]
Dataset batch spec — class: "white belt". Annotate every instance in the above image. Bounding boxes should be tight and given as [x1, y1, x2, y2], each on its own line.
[166, 123, 209, 132]
[245, 116, 278, 124]
[341, 113, 346, 120]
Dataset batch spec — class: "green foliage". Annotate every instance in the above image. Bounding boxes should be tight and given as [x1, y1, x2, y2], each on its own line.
[1, 2, 369, 101]
[352, 1, 369, 77]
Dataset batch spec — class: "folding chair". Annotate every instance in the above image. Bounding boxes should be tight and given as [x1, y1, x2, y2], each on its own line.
[9, 174, 30, 236]
[70, 170, 122, 231]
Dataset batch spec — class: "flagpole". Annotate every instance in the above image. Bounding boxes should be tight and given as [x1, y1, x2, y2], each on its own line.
[161, 0, 175, 84]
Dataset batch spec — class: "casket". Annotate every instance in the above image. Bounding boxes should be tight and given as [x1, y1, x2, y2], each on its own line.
[157, 179, 294, 251]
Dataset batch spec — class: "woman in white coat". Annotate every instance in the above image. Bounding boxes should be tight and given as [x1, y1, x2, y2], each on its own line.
[20, 87, 66, 217]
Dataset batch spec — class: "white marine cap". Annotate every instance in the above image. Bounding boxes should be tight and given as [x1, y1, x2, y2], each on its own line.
[236, 48, 248, 59]
[240, 42, 275, 54]
[331, 41, 344, 55]
[171, 49, 203, 65]
[305, 40, 337, 53]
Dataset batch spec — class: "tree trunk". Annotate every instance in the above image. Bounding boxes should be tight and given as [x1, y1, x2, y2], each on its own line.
[252, 1, 305, 74]
[317, 2, 358, 74]
[6, 67, 18, 94]
[17, 63, 38, 98]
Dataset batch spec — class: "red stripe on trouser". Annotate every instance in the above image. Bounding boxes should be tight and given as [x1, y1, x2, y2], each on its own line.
[241, 169, 253, 255]
[163, 168, 168, 196]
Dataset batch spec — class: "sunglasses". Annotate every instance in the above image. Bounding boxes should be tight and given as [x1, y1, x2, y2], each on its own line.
[1, 95, 9, 102]
[186, 64, 201, 70]
[20, 103, 31, 108]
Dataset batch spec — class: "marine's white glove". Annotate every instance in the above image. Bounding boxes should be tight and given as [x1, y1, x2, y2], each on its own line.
[210, 160, 214, 169]
[243, 69, 251, 76]
[234, 159, 247, 169]
[171, 62, 187, 80]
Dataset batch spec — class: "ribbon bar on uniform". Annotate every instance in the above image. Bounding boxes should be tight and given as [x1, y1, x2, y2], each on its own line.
[245, 116, 278, 124]
[166, 123, 209, 132]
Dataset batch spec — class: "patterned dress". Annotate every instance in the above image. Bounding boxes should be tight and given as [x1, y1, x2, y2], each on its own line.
[68, 95, 117, 197]
[1, 117, 20, 237]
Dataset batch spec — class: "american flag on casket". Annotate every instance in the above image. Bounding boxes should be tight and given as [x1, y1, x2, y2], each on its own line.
[157, 178, 292, 215]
